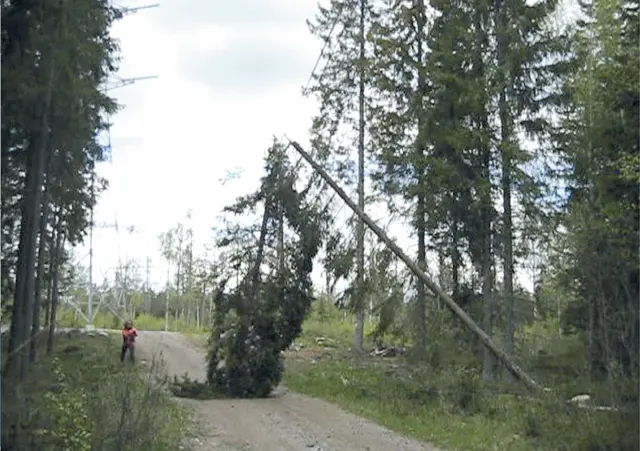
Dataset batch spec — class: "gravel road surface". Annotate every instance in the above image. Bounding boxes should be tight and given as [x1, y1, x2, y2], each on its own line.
[138, 330, 440, 451]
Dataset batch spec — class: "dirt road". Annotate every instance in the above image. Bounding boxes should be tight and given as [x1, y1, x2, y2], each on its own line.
[138, 330, 440, 451]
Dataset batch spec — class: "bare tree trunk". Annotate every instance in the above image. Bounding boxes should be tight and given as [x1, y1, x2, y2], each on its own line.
[411, 0, 429, 356]
[481, 152, 496, 382]
[200, 278, 207, 329]
[208, 295, 214, 326]
[47, 213, 64, 356]
[499, 94, 516, 380]
[452, 215, 460, 300]
[494, 0, 516, 382]
[481, 231, 495, 382]
[6, 59, 55, 380]
[43, 241, 55, 327]
[290, 140, 544, 391]
[354, 0, 367, 352]
[30, 176, 52, 363]
[415, 209, 427, 352]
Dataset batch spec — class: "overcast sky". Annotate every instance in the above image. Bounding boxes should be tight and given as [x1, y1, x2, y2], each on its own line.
[73, 0, 580, 293]
[76, 0, 325, 289]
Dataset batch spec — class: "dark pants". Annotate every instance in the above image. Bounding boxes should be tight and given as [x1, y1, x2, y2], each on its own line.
[120, 343, 135, 363]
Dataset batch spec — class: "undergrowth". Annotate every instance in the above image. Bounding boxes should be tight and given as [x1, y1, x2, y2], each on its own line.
[1, 334, 191, 451]
[281, 307, 639, 451]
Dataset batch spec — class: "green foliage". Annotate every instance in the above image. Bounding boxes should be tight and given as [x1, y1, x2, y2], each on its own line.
[172, 141, 326, 399]
[285, 316, 639, 451]
[2, 335, 191, 451]
[303, 300, 377, 348]
[310, 295, 343, 323]
[204, 294, 286, 398]
[38, 357, 92, 451]
[519, 397, 638, 451]
[554, 0, 640, 381]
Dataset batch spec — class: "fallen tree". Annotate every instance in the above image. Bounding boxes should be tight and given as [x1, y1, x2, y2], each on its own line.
[288, 139, 546, 392]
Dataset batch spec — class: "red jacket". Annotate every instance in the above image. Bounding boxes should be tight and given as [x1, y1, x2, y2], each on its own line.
[122, 327, 137, 347]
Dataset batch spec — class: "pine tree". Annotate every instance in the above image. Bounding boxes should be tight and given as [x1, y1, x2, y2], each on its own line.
[424, 0, 569, 380]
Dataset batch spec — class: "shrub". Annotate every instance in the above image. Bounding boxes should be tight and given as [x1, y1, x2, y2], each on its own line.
[1, 335, 190, 451]
[38, 357, 92, 451]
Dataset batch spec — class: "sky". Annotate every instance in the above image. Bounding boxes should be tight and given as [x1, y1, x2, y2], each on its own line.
[74, 0, 580, 295]
[76, 0, 324, 289]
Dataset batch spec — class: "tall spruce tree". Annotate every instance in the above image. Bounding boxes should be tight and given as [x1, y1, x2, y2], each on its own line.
[368, 0, 433, 356]
[307, 0, 379, 350]
[558, 0, 639, 382]
[2, 0, 120, 379]
[424, 0, 567, 380]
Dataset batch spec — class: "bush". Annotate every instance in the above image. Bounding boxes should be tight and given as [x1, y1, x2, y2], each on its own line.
[204, 304, 285, 398]
[1, 335, 190, 451]
[37, 357, 92, 450]
[284, 315, 640, 451]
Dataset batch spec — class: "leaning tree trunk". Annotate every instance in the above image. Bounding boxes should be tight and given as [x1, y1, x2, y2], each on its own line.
[290, 140, 544, 391]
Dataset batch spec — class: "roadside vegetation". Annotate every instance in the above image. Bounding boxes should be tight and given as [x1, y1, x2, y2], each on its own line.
[1, 333, 190, 451]
[2, 0, 637, 449]
[1, 2, 196, 449]
[56, 310, 204, 334]
[283, 302, 637, 451]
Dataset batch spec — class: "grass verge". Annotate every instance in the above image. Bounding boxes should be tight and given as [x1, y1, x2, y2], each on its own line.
[283, 327, 638, 451]
[2, 333, 192, 451]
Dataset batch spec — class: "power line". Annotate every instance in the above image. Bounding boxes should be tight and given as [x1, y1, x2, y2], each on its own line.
[84, 2, 161, 328]
[302, 4, 346, 94]
[120, 3, 159, 17]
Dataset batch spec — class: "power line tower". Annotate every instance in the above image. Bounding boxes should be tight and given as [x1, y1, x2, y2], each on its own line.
[75, 3, 161, 329]
[84, 7, 159, 327]
[85, 75, 158, 329]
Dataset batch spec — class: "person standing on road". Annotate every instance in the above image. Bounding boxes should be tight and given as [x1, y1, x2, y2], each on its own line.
[121, 320, 138, 363]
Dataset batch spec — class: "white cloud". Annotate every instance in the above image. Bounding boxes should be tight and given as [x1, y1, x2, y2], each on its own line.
[75, 0, 549, 303]
[76, 2, 320, 289]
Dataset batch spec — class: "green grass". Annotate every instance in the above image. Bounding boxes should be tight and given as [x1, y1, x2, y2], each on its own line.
[284, 353, 535, 450]
[55, 308, 205, 334]
[89, 306, 637, 451]
[2, 333, 193, 451]
[282, 319, 639, 451]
